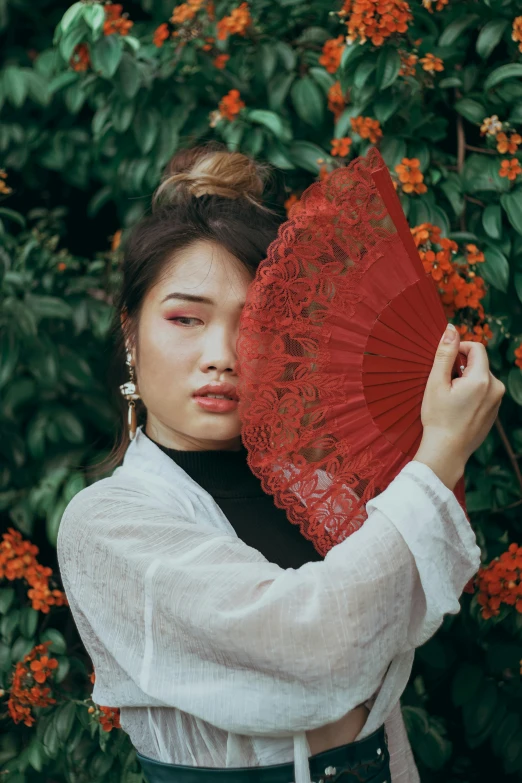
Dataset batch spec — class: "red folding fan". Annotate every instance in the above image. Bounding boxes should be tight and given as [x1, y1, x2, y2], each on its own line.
[236, 147, 467, 558]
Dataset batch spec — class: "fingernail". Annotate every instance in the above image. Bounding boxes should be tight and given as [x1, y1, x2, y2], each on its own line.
[442, 323, 457, 344]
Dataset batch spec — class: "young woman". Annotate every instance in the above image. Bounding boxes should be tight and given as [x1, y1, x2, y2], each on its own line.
[57, 143, 504, 783]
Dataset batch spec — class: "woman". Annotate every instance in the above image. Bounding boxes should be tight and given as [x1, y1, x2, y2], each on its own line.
[57, 143, 504, 783]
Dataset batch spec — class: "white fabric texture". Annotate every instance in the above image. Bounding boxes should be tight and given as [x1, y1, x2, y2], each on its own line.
[56, 426, 481, 783]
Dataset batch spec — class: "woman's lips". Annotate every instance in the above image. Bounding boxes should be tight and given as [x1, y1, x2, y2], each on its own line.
[193, 396, 238, 413]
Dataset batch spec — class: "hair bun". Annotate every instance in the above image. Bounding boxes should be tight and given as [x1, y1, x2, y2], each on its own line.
[153, 143, 272, 210]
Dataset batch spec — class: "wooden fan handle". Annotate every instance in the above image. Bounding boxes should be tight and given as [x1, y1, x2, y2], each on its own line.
[452, 351, 467, 379]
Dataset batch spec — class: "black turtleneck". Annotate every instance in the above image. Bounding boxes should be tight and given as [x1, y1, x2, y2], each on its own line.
[147, 435, 323, 570]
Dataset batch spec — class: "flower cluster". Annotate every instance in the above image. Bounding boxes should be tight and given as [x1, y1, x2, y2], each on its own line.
[476, 544, 522, 619]
[103, 4, 133, 36]
[7, 642, 58, 726]
[209, 88, 245, 126]
[513, 16, 522, 54]
[499, 158, 522, 181]
[496, 131, 522, 154]
[419, 53, 444, 73]
[331, 137, 352, 157]
[350, 115, 383, 144]
[0, 528, 68, 614]
[515, 343, 522, 369]
[422, 0, 448, 11]
[411, 223, 491, 343]
[327, 82, 346, 120]
[216, 2, 251, 41]
[153, 22, 170, 47]
[171, 0, 206, 25]
[0, 169, 12, 195]
[319, 36, 346, 74]
[338, 0, 412, 47]
[70, 42, 90, 71]
[399, 50, 418, 77]
[88, 671, 121, 732]
[480, 115, 503, 136]
[395, 157, 427, 194]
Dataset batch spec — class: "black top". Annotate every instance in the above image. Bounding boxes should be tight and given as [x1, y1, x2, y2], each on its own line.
[147, 435, 323, 569]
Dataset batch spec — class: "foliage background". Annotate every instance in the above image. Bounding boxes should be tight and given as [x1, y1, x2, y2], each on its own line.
[2, 0, 522, 780]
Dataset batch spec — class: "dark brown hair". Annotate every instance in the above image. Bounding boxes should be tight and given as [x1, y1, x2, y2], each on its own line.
[92, 141, 285, 477]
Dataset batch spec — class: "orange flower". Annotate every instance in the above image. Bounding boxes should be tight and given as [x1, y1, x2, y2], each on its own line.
[512, 16, 522, 54]
[7, 642, 58, 726]
[213, 53, 230, 69]
[218, 88, 245, 121]
[419, 53, 444, 73]
[216, 2, 251, 41]
[350, 115, 383, 144]
[395, 157, 427, 194]
[399, 50, 418, 77]
[70, 42, 90, 72]
[422, 0, 448, 10]
[111, 229, 122, 252]
[319, 36, 346, 74]
[480, 115, 503, 136]
[153, 23, 170, 47]
[0, 169, 12, 195]
[201, 36, 214, 51]
[465, 243, 485, 264]
[103, 4, 133, 36]
[331, 137, 352, 157]
[338, 0, 412, 47]
[99, 705, 122, 732]
[496, 132, 522, 155]
[171, 0, 205, 24]
[477, 544, 522, 619]
[499, 158, 522, 180]
[515, 343, 522, 369]
[327, 81, 346, 120]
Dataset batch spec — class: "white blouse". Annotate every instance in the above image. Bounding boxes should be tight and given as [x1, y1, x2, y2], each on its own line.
[56, 425, 481, 783]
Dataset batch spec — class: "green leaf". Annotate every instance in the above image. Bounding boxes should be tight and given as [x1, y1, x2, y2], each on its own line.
[3, 66, 27, 107]
[133, 109, 159, 154]
[440, 174, 464, 217]
[60, 1, 85, 33]
[482, 203, 502, 239]
[40, 628, 67, 655]
[55, 410, 85, 443]
[482, 244, 510, 292]
[514, 272, 522, 303]
[373, 91, 400, 125]
[0, 328, 19, 388]
[455, 98, 486, 125]
[439, 15, 479, 47]
[462, 154, 510, 194]
[260, 42, 278, 81]
[290, 77, 324, 126]
[247, 110, 291, 141]
[308, 67, 335, 95]
[19, 607, 39, 639]
[508, 367, 522, 405]
[451, 663, 483, 707]
[115, 53, 141, 99]
[501, 190, 522, 236]
[264, 140, 295, 170]
[25, 295, 74, 320]
[59, 23, 88, 62]
[353, 60, 376, 90]
[0, 588, 15, 614]
[379, 136, 407, 168]
[55, 702, 77, 743]
[463, 680, 498, 737]
[90, 35, 123, 79]
[275, 41, 297, 71]
[476, 19, 509, 59]
[287, 141, 327, 173]
[83, 3, 106, 35]
[268, 72, 295, 113]
[484, 64, 522, 91]
[375, 47, 400, 91]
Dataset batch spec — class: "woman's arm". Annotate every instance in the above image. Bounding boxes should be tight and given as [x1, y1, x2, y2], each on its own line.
[57, 461, 480, 738]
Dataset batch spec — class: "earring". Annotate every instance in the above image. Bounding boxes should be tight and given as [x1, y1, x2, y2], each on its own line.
[119, 351, 141, 441]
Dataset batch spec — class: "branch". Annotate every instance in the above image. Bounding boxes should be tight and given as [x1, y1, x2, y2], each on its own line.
[492, 498, 522, 514]
[465, 144, 497, 156]
[465, 195, 486, 207]
[495, 418, 522, 494]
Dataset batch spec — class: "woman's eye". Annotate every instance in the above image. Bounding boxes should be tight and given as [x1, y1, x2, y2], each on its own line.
[169, 316, 202, 326]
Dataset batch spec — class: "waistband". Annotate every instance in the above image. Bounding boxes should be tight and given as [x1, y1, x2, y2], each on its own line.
[137, 724, 390, 783]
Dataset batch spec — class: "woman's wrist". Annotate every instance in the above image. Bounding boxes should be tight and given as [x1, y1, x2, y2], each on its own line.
[412, 438, 466, 491]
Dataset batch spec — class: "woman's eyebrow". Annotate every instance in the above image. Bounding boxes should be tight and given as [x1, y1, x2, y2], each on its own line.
[160, 292, 245, 307]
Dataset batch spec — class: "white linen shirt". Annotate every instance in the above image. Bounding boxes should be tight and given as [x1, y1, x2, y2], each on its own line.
[56, 425, 481, 783]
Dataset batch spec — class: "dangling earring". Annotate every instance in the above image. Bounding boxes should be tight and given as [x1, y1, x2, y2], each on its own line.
[119, 351, 140, 441]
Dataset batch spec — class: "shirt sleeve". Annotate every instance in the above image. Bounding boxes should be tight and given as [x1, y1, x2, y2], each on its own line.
[57, 459, 481, 738]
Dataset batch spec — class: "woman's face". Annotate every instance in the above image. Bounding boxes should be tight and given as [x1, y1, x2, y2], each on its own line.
[131, 240, 254, 451]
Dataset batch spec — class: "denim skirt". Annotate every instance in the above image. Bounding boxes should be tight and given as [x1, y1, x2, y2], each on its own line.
[136, 724, 390, 783]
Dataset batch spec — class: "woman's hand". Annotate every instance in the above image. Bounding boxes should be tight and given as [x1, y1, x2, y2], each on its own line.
[412, 324, 506, 491]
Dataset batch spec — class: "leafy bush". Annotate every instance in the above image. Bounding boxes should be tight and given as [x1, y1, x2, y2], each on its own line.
[1, 0, 522, 780]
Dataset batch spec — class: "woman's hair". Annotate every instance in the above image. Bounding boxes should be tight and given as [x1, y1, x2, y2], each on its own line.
[91, 141, 285, 477]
